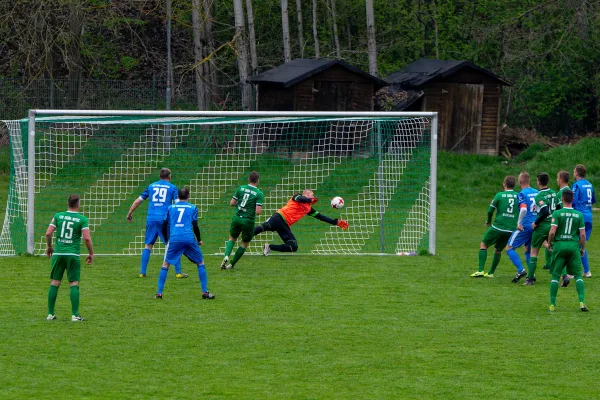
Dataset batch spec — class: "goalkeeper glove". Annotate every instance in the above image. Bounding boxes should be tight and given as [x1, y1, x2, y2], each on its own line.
[336, 220, 349, 230]
[310, 197, 319, 204]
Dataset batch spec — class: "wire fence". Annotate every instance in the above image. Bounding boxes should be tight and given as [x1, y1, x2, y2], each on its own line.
[0, 76, 245, 146]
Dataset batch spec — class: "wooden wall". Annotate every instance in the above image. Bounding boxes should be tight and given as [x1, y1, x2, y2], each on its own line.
[257, 65, 376, 111]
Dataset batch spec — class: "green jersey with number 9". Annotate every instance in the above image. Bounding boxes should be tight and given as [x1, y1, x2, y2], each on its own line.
[233, 184, 264, 220]
[49, 211, 89, 255]
[489, 190, 519, 231]
[551, 208, 584, 242]
[534, 188, 557, 226]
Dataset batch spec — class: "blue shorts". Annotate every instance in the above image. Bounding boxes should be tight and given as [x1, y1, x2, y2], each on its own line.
[585, 222, 592, 241]
[145, 220, 166, 245]
[165, 241, 203, 265]
[507, 227, 532, 249]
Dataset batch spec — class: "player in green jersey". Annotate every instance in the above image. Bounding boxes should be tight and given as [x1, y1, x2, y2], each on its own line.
[45, 194, 94, 321]
[555, 171, 570, 210]
[524, 173, 557, 285]
[547, 189, 588, 311]
[470, 176, 519, 278]
[221, 171, 264, 270]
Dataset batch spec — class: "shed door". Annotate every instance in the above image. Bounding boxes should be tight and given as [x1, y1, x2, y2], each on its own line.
[313, 81, 354, 111]
[443, 83, 484, 153]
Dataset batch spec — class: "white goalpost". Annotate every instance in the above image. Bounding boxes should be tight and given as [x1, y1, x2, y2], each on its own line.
[1, 110, 437, 256]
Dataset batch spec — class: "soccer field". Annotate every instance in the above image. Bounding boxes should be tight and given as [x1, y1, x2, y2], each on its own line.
[1, 143, 600, 399]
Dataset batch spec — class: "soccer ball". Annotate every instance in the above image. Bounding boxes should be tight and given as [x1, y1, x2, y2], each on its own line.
[331, 196, 344, 209]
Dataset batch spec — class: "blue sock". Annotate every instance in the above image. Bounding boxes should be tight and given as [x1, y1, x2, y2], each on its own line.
[140, 248, 151, 275]
[507, 249, 524, 272]
[157, 267, 169, 294]
[525, 251, 531, 265]
[174, 259, 182, 274]
[197, 265, 208, 292]
[582, 250, 590, 273]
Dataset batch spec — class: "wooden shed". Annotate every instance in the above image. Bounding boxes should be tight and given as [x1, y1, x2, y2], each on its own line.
[249, 58, 387, 112]
[380, 58, 510, 155]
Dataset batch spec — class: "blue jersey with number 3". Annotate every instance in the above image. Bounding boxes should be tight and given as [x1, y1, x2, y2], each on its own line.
[140, 180, 178, 222]
[165, 202, 199, 243]
[572, 179, 596, 223]
[518, 187, 539, 227]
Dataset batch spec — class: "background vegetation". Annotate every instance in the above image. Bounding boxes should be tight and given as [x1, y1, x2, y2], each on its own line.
[1, 0, 599, 135]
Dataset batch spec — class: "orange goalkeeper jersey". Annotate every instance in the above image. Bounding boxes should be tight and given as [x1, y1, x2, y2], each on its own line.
[277, 195, 314, 226]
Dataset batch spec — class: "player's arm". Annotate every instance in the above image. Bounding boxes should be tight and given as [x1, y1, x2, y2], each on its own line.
[162, 212, 170, 243]
[579, 227, 586, 256]
[45, 218, 56, 257]
[292, 193, 318, 204]
[126, 197, 145, 221]
[82, 228, 94, 264]
[192, 207, 202, 244]
[592, 188, 597, 205]
[255, 192, 264, 215]
[230, 187, 241, 206]
[533, 204, 549, 227]
[517, 204, 527, 230]
[547, 224, 557, 250]
[230, 198, 238, 206]
[307, 208, 348, 229]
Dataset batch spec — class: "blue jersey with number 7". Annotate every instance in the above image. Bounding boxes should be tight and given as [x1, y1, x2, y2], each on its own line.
[164, 202, 199, 243]
[140, 180, 178, 222]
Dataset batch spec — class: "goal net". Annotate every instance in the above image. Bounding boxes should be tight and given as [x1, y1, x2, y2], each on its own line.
[0, 111, 437, 256]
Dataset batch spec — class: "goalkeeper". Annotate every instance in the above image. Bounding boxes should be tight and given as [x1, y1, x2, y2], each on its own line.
[254, 189, 348, 255]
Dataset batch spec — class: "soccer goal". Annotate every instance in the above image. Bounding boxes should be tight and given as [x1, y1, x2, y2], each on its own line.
[0, 110, 437, 256]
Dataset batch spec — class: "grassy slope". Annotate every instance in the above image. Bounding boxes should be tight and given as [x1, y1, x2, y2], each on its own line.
[1, 140, 600, 399]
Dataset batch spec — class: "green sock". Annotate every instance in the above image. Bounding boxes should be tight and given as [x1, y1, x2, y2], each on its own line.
[230, 246, 246, 266]
[488, 252, 502, 274]
[48, 285, 59, 315]
[550, 279, 559, 306]
[528, 256, 538, 279]
[545, 248, 552, 267]
[576, 278, 585, 303]
[70, 285, 80, 316]
[224, 240, 235, 258]
[478, 249, 487, 272]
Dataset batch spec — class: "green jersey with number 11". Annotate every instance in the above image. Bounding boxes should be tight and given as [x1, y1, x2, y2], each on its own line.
[232, 184, 264, 220]
[50, 211, 89, 256]
[551, 208, 584, 242]
[489, 190, 519, 231]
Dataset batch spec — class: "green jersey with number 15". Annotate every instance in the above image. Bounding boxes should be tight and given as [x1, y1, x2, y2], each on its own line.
[551, 208, 584, 242]
[489, 190, 519, 231]
[232, 184, 264, 220]
[49, 211, 89, 256]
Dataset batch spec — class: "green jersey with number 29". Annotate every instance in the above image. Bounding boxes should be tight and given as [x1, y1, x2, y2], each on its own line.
[233, 184, 264, 220]
[551, 208, 584, 242]
[50, 211, 89, 255]
[534, 188, 557, 225]
[489, 190, 519, 231]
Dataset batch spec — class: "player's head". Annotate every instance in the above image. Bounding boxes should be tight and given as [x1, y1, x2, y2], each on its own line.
[178, 187, 190, 201]
[68, 194, 80, 210]
[302, 189, 315, 199]
[557, 170, 570, 186]
[503, 176, 516, 190]
[249, 171, 259, 184]
[537, 173, 549, 188]
[562, 189, 574, 206]
[518, 172, 530, 187]
[160, 168, 171, 181]
[574, 164, 586, 179]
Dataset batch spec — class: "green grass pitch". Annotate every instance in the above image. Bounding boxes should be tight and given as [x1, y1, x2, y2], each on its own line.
[1, 142, 600, 399]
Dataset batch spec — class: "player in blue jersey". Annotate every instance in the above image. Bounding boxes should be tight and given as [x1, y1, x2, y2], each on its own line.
[155, 187, 215, 300]
[572, 164, 596, 277]
[126, 168, 187, 278]
[506, 172, 538, 283]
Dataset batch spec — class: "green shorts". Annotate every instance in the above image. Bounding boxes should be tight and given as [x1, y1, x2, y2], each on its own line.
[230, 216, 255, 243]
[550, 241, 583, 278]
[50, 255, 81, 282]
[482, 227, 512, 250]
[531, 223, 551, 249]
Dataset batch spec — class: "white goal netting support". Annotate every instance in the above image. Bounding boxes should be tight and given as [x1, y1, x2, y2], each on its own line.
[0, 111, 437, 256]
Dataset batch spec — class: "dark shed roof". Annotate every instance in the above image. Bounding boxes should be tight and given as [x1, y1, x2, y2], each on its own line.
[384, 58, 511, 88]
[249, 58, 388, 89]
